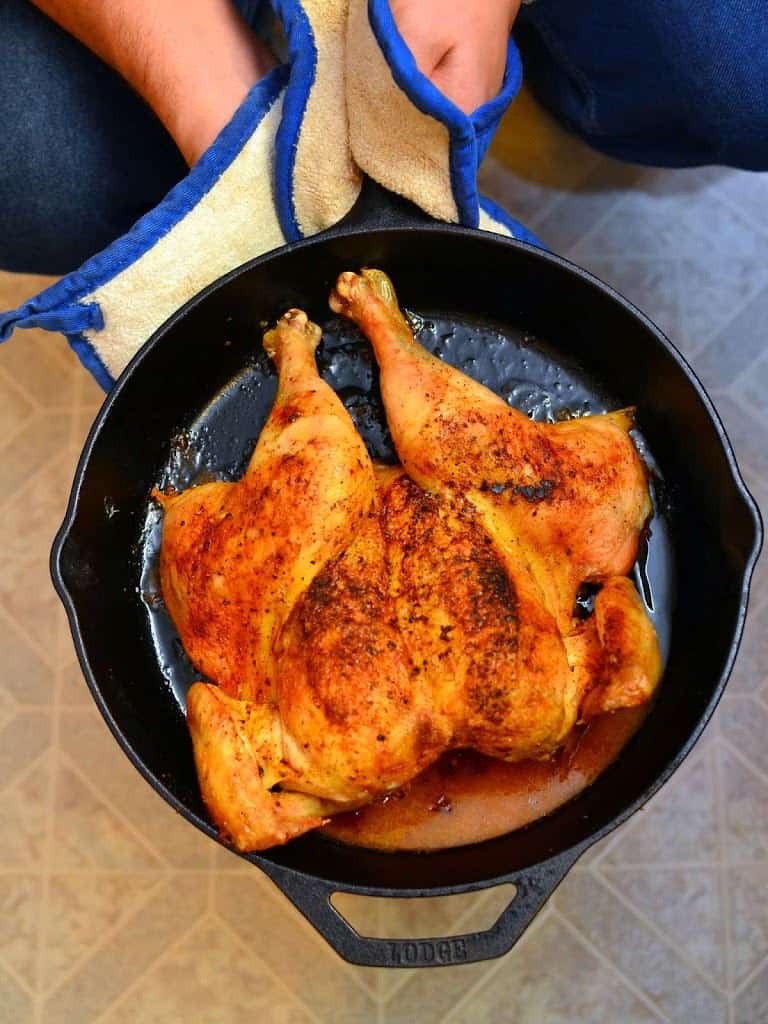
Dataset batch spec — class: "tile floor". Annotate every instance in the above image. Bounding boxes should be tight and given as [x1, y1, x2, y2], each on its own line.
[0, 87, 767, 1023]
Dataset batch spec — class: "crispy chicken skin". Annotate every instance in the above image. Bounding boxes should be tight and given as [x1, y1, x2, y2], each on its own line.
[155, 275, 661, 852]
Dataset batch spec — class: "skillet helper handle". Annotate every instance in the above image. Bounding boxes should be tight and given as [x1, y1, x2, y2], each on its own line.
[260, 851, 578, 968]
[322, 176, 438, 236]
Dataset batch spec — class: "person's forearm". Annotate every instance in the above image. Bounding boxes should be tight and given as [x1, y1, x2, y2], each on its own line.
[30, 0, 277, 164]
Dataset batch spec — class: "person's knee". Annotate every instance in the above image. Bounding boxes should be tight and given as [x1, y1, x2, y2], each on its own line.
[0, 0, 185, 275]
[518, 1, 768, 171]
[682, 36, 768, 171]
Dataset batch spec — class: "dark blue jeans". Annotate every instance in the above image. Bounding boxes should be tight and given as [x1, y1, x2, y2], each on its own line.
[1, 0, 766, 274]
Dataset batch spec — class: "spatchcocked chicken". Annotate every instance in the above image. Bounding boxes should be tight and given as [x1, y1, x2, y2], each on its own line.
[154, 270, 661, 852]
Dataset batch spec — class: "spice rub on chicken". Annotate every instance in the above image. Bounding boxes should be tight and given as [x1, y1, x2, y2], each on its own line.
[154, 272, 661, 852]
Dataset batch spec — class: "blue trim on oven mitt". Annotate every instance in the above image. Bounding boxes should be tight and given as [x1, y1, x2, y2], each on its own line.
[272, 0, 317, 240]
[271, 0, 361, 241]
[366, 0, 539, 244]
[0, 65, 290, 389]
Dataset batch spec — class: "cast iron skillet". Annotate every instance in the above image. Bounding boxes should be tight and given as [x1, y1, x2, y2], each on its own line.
[52, 182, 762, 968]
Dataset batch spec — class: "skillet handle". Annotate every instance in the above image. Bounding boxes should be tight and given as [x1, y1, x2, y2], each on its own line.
[259, 850, 579, 968]
[321, 176, 438, 236]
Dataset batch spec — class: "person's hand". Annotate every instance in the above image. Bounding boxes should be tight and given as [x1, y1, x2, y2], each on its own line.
[391, 0, 522, 114]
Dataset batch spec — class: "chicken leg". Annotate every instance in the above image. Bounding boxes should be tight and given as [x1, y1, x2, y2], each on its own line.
[330, 269, 661, 721]
[155, 309, 374, 703]
[156, 310, 444, 850]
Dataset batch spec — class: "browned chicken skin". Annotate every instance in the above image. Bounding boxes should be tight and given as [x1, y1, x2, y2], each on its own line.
[155, 273, 662, 852]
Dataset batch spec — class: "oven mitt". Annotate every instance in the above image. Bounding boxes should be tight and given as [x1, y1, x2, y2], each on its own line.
[0, 0, 537, 391]
[346, 0, 537, 241]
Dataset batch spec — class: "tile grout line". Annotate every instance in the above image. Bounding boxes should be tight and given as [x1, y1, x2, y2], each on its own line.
[719, 737, 768, 790]
[31, 384, 79, 1023]
[212, 912, 327, 1024]
[556, 187, 638, 261]
[0, 361, 43, 415]
[207, 838, 216, 914]
[710, 185, 768, 245]
[34, 375, 88, 1021]
[40, 876, 169, 1007]
[58, 752, 173, 872]
[0, 412, 49, 476]
[0, 445, 75, 535]
[732, 947, 768, 1003]
[717, 725, 768, 1011]
[0, 602, 60, 673]
[0, 747, 51, 805]
[0, 443, 73, 520]
[256, 877, 383, 1005]
[0, 952, 38, 1003]
[591, 864, 728, 997]
[679, 266, 768, 355]
[725, 343, 768, 393]
[581, 817, 637, 869]
[554, 908, 672, 1023]
[88, 909, 209, 1024]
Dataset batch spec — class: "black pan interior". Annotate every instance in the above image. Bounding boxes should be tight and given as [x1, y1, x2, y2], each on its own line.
[56, 228, 760, 894]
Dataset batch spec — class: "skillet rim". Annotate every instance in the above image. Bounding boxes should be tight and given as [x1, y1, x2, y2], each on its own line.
[50, 222, 763, 897]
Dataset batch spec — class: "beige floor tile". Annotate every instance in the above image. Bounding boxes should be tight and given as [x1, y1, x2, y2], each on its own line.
[719, 694, 768, 777]
[0, 326, 79, 411]
[596, 865, 725, 984]
[0, 369, 35, 440]
[100, 916, 314, 1024]
[57, 709, 212, 869]
[0, 553, 65, 662]
[728, 864, 768, 989]
[446, 914, 662, 1024]
[58, 662, 93, 706]
[0, 412, 72, 510]
[727, 604, 768, 695]
[0, 609, 56, 706]
[41, 874, 163, 994]
[734, 962, 768, 1024]
[40, 877, 206, 1024]
[380, 941, 513, 1024]
[0, 452, 73, 564]
[0, 753, 51, 868]
[720, 746, 768, 864]
[0, 874, 43, 992]
[0, 710, 52, 791]
[555, 872, 726, 1021]
[215, 873, 377, 1023]
[709, 394, 768, 477]
[695, 281, 768, 394]
[0, 965, 35, 1024]
[52, 762, 164, 871]
[596, 741, 720, 867]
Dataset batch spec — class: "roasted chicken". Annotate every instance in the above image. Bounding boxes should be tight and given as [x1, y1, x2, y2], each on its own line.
[154, 271, 661, 852]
